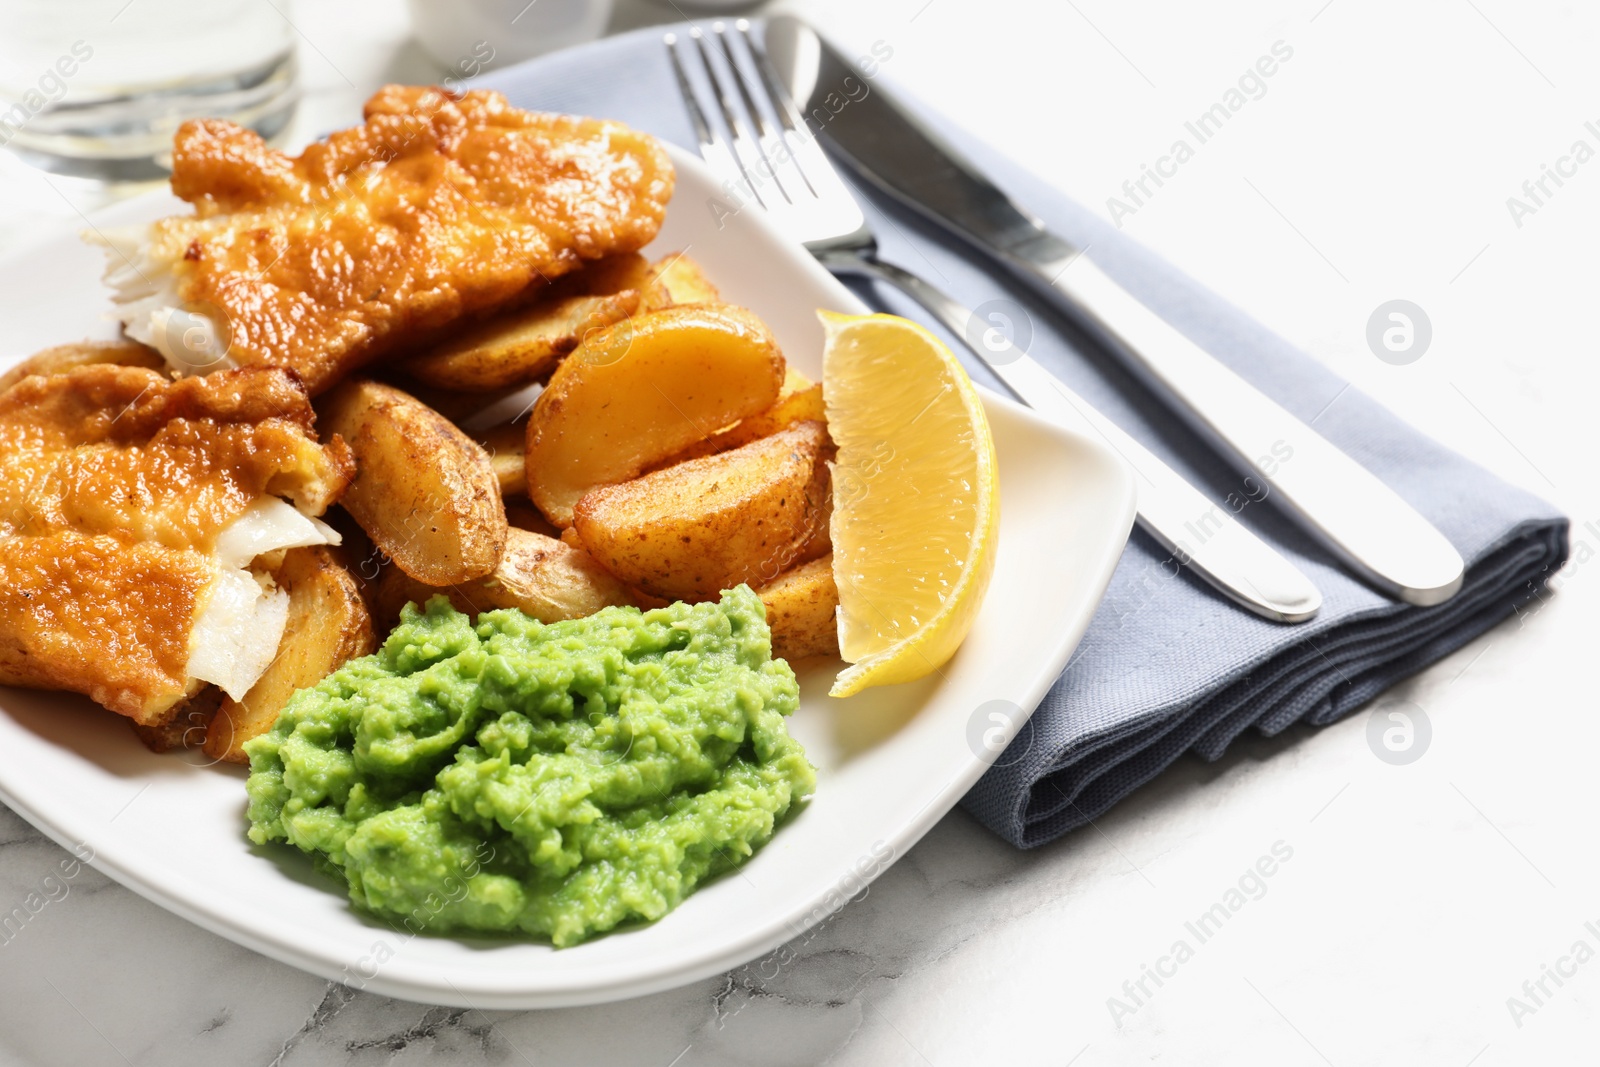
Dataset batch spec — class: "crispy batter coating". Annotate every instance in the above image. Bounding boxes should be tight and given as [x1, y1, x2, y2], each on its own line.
[140, 86, 675, 393]
[0, 339, 165, 394]
[0, 365, 350, 547]
[0, 365, 353, 722]
[0, 533, 214, 722]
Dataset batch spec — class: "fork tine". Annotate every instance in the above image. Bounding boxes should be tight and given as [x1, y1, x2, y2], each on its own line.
[691, 27, 789, 209]
[664, 32, 754, 208]
[710, 24, 815, 200]
[671, 21, 870, 251]
[736, 20, 842, 198]
[665, 34, 718, 159]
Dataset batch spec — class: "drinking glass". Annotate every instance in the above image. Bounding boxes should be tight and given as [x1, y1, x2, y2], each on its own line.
[0, 0, 298, 181]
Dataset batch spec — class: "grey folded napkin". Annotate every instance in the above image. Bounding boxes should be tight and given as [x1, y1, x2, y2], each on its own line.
[476, 23, 1569, 848]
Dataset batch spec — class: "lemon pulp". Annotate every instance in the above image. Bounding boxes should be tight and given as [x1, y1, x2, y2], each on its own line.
[820, 311, 1000, 698]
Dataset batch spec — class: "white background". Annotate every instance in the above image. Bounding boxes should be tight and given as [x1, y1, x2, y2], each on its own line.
[0, 0, 1596, 1063]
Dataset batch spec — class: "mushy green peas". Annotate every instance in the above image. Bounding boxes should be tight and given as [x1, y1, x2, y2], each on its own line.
[244, 585, 815, 947]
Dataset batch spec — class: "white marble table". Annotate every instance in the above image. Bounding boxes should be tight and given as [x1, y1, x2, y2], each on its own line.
[2, 1, 1596, 1063]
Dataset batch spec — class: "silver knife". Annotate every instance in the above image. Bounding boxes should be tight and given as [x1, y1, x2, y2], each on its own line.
[763, 16, 1465, 608]
[826, 252, 1322, 623]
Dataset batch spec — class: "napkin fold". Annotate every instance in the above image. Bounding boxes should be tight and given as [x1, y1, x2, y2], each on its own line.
[477, 24, 1569, 848]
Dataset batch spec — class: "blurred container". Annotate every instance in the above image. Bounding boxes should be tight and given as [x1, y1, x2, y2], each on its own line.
[406, 0, 615, 73]
[0, 0, 298, 182]
[642, 0, 761, 9]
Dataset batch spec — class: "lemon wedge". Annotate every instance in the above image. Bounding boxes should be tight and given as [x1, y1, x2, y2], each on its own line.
[821, 311, 1000, 697]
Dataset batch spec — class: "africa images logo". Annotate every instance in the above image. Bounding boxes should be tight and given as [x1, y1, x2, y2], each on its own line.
[1106, 841, 1296, 1025]
[1504, 120, 1600, 229]
[1366, 300, 1432, 366]
[1106, 41, 1295, 228]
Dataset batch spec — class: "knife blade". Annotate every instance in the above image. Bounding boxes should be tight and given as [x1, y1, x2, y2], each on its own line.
[762, 16, 1465, 608]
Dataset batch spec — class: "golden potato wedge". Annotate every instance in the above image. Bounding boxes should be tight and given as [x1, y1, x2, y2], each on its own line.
[404, 290, 640, 392]
[781, 366, 815, 393]
[622, 585, 671, 610]
[399, 252, 671, 393]
[758, 555, 840, 661]
[526, 304, 785, 526]
[316, 506, 382, 609]
[318, 379, 508, 585]
[395, 381, 525, 423]
[795, 464, 833, 563]
[647, 251, 720, 308]
[505, 500, 560, 538]
[474, 421, 528, 496]
[712, 382, 827, 454]
[1, 339, 165, 393]
[573, 421, 829, 602]
[556, 526, 670, 613]
[374, 527, 632, 626]
[577, 251, 671, 309]
[204, 547, 376, 764]
[647, 368, 825, 472]
[129, 685, 223, 753]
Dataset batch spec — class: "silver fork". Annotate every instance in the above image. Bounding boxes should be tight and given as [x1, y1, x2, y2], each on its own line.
[666, 22, 1322, 624]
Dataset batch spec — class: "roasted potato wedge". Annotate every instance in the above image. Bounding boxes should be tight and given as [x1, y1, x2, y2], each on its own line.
[474, 421, 528, 496]
[505, 500, 560, 538]
[129, 685, 223, 753]
[577, 251, 671, 309]
[780, 366, 815, 393]
[572, 421, 829, 602]
[726, 382, 825, 446]
[794, 464, 833, 563]
[203, 547, 376, 764]
[758, 555, 840, 661]
[554, 527, 671, 610]
[1, 339, 165, 394]
[649, 368, 825, 470]
[316, 505, 382, 612]
[526, 304, 785, 526]
[401, 252, 674, 393]
[404, 290, 640, 392]
[374, 527, 632, 625]
[621, 585, 671, 611]
[647, 251, 720, 308]
[395, 381, 525, 424]
[318, 379, 508, 585]
[708, 380, 827, 458]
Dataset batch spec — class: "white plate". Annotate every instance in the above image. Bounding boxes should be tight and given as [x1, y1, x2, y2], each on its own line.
[0, 145, 1136, 1008]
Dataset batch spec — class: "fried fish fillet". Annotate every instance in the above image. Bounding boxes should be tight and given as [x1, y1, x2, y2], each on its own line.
[0, 339, 165, 394]
[97, 86, 675, 394]
[0, 364, 353, 723]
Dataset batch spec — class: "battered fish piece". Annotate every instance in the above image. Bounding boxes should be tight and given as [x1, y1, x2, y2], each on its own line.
[0, 339, 165, 394]
[97, 86, 675, 394]
[0, 365, 353, 723]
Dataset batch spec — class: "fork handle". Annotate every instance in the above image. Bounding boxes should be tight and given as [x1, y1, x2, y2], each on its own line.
[1016, 250, 1464, 607]
[820, 250, 1322, 624]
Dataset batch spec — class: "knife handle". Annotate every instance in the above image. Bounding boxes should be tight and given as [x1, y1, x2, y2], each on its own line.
[1029, 254, 1464, 607]
[823, 250, 1322, 623]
